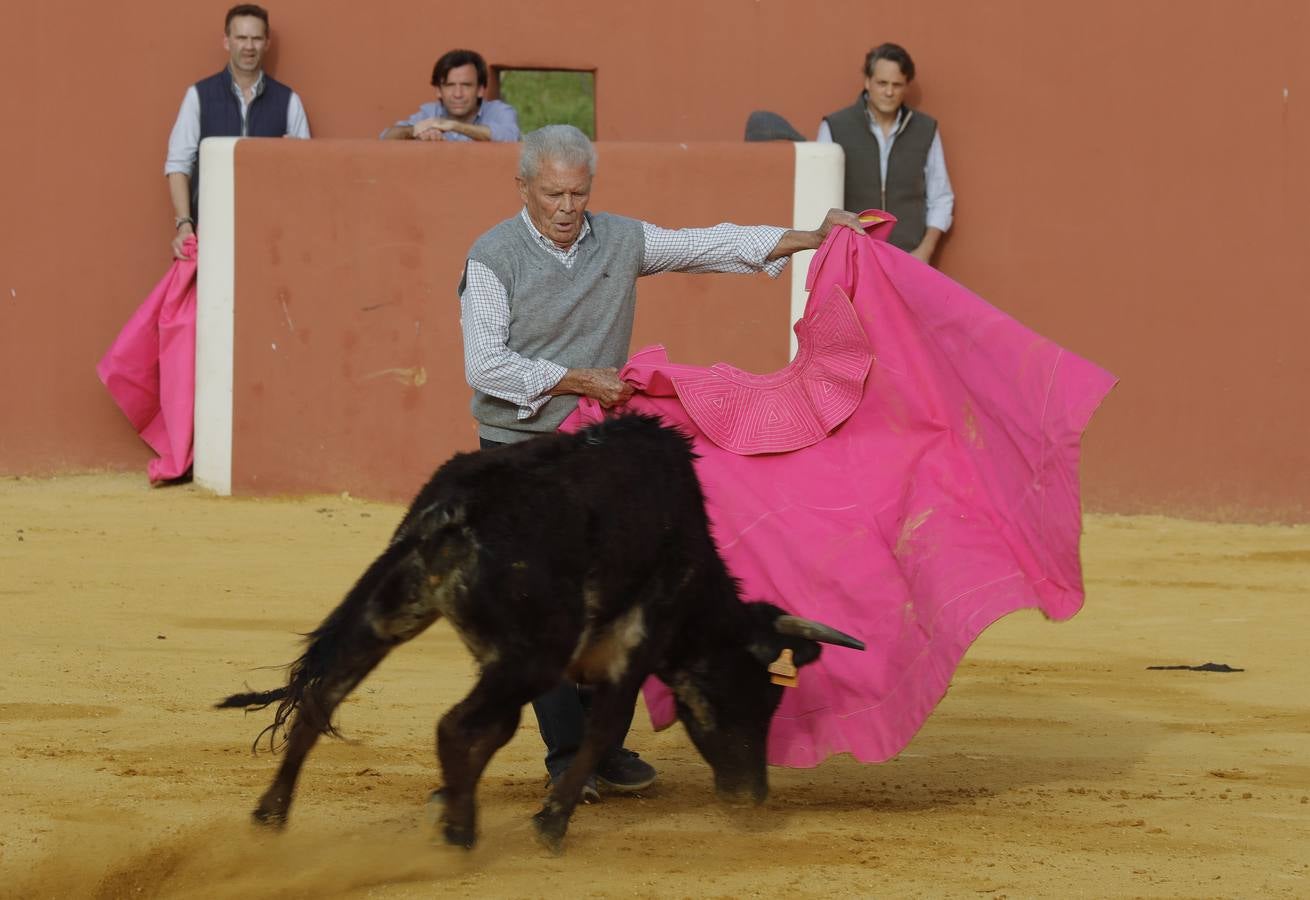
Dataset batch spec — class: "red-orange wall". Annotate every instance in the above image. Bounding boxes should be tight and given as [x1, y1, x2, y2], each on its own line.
[2, 1, 1307, 520]
[228, 140, 794, 500]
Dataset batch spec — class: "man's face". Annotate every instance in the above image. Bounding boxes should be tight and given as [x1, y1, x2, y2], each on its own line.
[436, 63, 485, 121]
[518, 158, 592, 249]
[864, 58, 908, 118]
[224, 15, 269, 75]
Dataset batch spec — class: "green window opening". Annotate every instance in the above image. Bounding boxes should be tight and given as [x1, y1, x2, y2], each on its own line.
[494, 68, 596, 139]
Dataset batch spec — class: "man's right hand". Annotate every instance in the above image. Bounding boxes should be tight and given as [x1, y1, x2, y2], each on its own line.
[551, 367, 635, 408]
[412, 117, 454, 141]
[766, 208, 866, 260]
[172, 224, 195, 260]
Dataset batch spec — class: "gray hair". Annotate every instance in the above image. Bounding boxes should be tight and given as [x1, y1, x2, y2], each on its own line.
[518, 125, 597, 181]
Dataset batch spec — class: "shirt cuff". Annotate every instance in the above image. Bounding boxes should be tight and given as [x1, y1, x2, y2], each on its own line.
[762, 255, 790, 279]
[756, 225, 790, 278]
[518, 360, 568, 419]
[925, 211, 953, 233]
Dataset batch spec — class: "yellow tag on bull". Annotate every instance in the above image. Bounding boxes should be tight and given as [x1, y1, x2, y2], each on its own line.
[768, 648, 798, 688]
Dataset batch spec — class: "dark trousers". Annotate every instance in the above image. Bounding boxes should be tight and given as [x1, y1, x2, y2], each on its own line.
[480, 435, 634, 778]
[533, 682, 636, 780]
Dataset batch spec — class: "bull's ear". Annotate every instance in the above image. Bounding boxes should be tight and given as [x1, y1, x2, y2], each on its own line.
[747, 639, 780, 668]
[743, 603, 857, 670]
[747, 636, 821, 670]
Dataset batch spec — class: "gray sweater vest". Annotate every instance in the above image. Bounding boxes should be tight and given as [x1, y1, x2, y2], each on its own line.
[824, 97, 937, 252]
[461, 212, 645, 442]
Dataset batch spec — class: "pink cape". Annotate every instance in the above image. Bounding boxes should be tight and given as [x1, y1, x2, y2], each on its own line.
[96, 237, 197, 483]
[563, 216, 1117, 767]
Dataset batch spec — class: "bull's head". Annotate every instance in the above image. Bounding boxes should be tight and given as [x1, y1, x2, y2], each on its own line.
[665, 602, 865, 804]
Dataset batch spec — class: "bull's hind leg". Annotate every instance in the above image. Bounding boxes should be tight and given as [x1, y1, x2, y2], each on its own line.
[251, 642, 391, 827]
[532, 675, 644, 854]
[435, 664, 550, 849]
[252, 546, 442, 827]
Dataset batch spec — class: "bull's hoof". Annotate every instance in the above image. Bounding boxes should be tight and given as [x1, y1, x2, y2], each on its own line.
[442, 822, 477, 849]
[531, 809, 567, 856]
[715, 783, 768, 808]
[251, 805, 287, 829]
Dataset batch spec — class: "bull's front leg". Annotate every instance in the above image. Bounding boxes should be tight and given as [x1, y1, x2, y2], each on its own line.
[532, 677, 643, 854]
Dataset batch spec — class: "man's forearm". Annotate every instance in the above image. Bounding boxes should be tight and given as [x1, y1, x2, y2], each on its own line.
[549, 367, 633, 408]
[914, 227, 944, 263]
[447, 121, 492, 141]
[765, 229, 823, 261]
[381, 125, 415, 140]
[765, 209, 867, 260]
[167, 172, 192, 220]
[167, 171, 195, 258]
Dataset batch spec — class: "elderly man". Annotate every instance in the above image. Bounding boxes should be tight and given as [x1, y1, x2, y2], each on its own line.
[380, 49, 519, 143]
[818, 42, 954, 265]
[458, 124, 862, 800]
[165, 4, 310, 259]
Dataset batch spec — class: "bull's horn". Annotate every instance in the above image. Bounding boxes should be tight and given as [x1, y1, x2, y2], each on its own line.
[774, 615, 866, 651]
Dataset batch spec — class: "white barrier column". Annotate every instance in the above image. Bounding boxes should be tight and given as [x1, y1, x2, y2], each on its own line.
[789, 142, 845, 358]
[194, 137, 238, 496]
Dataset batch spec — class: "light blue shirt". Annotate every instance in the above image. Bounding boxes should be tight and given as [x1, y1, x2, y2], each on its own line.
[385, 99, 520, 142]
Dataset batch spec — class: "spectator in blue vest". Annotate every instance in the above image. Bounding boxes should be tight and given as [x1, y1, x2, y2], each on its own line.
[380, 49, 520, 143]
[818, 43, 954, 265]
[165, 4, 310, 260]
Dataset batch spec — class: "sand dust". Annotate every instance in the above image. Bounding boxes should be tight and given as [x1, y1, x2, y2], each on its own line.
[2, 473, 1308, 898]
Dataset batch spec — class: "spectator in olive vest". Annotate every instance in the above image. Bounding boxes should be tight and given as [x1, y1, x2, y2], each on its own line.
[164, 4, 310, 260]
[818, 43, 954, 265]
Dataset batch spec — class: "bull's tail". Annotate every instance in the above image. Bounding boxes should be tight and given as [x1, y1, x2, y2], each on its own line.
[215, 686, 289, 710]
[216, 529, 454, 753]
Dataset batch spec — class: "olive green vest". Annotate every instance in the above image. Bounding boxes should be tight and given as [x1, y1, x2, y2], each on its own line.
[824, 96, 937, 252]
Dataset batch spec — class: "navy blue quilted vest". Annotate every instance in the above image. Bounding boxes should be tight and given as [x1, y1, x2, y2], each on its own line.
[190, 68, 291, 222]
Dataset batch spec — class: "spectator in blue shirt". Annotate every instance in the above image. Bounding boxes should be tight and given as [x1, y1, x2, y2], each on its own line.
[381, 49, 520, 142]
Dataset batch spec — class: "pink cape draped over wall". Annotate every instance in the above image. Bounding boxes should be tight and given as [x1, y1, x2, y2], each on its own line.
[96, 237, 197, 483]
[562, 215, 1118, 767]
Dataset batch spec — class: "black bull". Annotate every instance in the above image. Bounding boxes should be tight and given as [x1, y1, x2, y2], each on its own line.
[218, 414, 865, 852]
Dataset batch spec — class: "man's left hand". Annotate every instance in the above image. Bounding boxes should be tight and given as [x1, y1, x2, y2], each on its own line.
[813, 208, 865, 242]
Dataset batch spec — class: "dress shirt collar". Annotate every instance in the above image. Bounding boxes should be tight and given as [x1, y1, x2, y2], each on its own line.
[227, 67, 265, 100]
[518, 208, 592, 257]
[862, 93, 910, 137]
[435, 101, 485, 124]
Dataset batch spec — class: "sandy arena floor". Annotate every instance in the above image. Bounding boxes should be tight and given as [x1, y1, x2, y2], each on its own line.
[2, 473, 1308, 898]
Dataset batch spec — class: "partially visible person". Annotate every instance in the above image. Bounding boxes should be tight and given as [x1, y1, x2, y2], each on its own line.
[818, 42, 953, 265]
[164, 4, 310, 260]
[458, 124, 863, 800]
[744, 110, 806, 142]
[380, 49, 519, 143]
